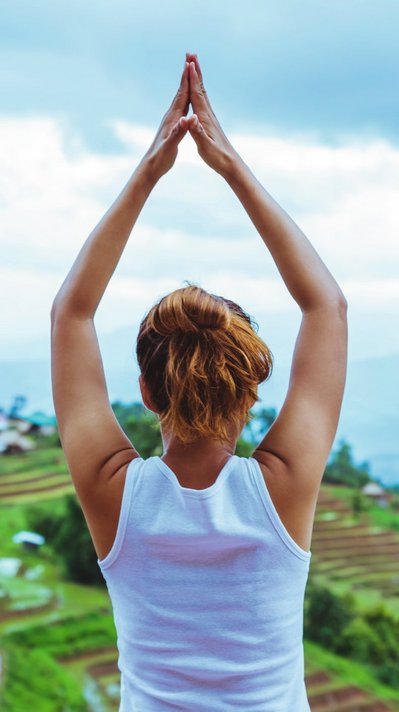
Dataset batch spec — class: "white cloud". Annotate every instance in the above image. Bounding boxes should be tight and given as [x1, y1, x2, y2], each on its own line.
[0, 114, 398, 361]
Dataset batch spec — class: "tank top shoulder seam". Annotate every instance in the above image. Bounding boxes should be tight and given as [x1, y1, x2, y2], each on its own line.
[248, 457, 312, 562]
[97, 456, 142, 570]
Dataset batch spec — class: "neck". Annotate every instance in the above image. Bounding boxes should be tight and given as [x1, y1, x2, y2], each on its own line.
[160, 421, 239, 461]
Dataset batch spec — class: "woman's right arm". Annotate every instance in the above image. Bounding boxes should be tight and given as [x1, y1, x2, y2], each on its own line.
[222, 153, 348, 494]
[187, 53, 348, 502]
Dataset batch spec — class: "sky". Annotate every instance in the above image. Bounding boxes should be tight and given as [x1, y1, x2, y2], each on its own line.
[1, 0, 399, 377]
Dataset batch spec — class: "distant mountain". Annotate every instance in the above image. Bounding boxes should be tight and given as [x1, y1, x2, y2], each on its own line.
[1, 330, 398, 486]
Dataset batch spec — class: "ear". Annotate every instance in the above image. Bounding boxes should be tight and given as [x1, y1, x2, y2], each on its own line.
[139, 374, 158, 414]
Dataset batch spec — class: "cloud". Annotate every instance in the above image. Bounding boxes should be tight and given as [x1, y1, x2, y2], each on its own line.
[0, 114, 398, 362]
[1, 1, 398, 142]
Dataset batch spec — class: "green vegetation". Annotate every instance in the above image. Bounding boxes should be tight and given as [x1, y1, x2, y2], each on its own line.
[324, 439, 372, 488]
[7, 611, 116, 658]
[1, 400, 399, 710]
[26, 495, 105, 586]
[304, 639, 399, 705]
[305, 582, 399, 688]
[304, 580, 356, 648]
[0, 447, 66, 476]
[364, 503, 399, 532]
[327, 482, 399, 532]
[1, 641, 87, 712]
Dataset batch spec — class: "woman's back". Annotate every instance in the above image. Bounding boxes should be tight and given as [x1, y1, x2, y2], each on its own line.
[98, 455, 311, 712]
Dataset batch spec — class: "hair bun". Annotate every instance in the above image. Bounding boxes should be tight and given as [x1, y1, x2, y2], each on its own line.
[153, 283, 232, 337]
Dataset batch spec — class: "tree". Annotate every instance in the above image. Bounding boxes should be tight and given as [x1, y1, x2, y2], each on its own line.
[324, 439, 371, 488]
[58, 495, 105, 584]
[8, 395, 27, 419]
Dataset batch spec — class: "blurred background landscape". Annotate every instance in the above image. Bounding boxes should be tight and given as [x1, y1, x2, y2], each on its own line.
[1, 0, 399, 709]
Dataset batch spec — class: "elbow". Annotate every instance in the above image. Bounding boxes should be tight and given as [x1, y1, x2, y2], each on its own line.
[50, 294, 67, 326]
[303, 291, 348, 317]
[50, 293, 92, 325]
[50, 299, 59, 325]
[50, 297, 75, 327]
[50, 297, 60, 326]
[337, 292, 348, 318]
[324, 285, 348, 316]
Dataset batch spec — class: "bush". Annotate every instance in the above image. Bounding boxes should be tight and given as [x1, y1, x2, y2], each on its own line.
[351, 490, 370, 518]
[363, 604, 399, 687]
[304, 582, 355, 648]
[335, 616, 385, 663]
[322, 598, 399, 688]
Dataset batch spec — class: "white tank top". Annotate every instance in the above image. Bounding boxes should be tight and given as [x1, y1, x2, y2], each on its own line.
[97, 454, 312, 711]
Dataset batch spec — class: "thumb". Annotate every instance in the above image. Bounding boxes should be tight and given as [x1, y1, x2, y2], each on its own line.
[188, 114, 206, 143]
[168, 116, 188, 142]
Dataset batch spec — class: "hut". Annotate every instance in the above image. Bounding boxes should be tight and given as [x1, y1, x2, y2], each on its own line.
[361, 482, 390, 508]
[0, 430, 35, 455]
[12, 531, 46, 552]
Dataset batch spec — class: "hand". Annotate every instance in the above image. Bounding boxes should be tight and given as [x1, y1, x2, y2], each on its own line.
[186, 53, 238, 176]
[142, 59, 190, 182]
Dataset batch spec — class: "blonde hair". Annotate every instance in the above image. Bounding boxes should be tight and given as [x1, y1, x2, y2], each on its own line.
[136, 282, 273, 445]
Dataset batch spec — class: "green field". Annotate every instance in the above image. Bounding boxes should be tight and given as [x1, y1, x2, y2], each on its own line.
[1, 446, 399, 711]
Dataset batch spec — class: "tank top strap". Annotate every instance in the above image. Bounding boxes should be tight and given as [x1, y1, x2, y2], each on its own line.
[247, 456, 312, 562]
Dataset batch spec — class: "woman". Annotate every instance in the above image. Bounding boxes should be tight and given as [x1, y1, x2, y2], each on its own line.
[51, 53, 348, 711]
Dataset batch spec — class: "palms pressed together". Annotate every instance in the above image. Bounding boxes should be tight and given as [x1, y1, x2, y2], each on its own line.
[145, 52, 236, 181]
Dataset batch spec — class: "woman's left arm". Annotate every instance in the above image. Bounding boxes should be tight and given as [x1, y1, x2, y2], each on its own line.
[51, 58, 190, 500]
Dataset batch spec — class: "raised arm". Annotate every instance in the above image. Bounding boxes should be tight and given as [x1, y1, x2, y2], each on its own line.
[222, 156, 348, 467]
[187, 55, 348, 540]
[50, 59, 191, 557]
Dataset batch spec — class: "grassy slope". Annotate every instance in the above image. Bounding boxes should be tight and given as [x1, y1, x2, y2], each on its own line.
[0, 448, 67, 475]
[326, 482, 399, 532]
[312, 481, 399, 617]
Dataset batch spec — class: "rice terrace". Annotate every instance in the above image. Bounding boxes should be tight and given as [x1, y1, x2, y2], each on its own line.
[1, 404, 399, 711]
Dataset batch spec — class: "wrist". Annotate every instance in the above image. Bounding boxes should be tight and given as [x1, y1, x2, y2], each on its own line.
[220, 151, 248, 183]
[136, 155, 161, 189]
